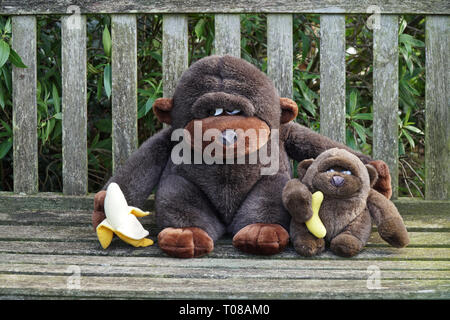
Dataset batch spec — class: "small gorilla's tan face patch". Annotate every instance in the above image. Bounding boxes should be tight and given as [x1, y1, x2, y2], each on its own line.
[312, 165, 362, 198]
[184, 115, 270, 158]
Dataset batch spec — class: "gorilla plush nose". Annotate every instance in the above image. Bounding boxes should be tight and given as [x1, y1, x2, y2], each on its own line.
[221, 129, 238, 146]
[331, 175, 345, 187]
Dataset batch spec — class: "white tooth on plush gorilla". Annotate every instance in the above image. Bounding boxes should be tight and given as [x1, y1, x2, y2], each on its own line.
[226, 109, 240, 115]
[214, 108, 223, 116]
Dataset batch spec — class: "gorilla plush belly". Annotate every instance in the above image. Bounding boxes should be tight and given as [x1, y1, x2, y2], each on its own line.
[92, 55, 392, 258]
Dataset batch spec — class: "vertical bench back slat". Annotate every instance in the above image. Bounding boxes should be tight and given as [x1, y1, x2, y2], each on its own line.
[214, 14, 241, 57]
[162, 14, 189, 98]
[6, 9, 449, 202]
[111, 14, 138, 173]
[319, 14, 346, 144]
[267, 14, 293, 98]
[425, 16, 450, 200]
[61, 15, 88, 195]
[11, 16, 38, 194]
[373, 15, 399, 198]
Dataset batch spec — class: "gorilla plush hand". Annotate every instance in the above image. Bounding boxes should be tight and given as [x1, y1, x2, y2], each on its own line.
[92, 191, 106, 231]
[368, 160, 392, 199]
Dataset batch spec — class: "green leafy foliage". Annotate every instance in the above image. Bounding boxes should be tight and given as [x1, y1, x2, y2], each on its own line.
[0, 14, 427, 197]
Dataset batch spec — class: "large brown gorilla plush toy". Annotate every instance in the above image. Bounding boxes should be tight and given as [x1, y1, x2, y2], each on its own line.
[92, 55, 392, 258]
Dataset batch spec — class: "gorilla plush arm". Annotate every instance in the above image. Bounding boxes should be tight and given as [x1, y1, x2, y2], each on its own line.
[92, 127, 173, 229]
[284, 122, 371, 164]
[284, 122, 392, 199]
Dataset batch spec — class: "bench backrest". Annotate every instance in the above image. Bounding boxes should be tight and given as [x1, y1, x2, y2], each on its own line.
[2, 1, 449, 200]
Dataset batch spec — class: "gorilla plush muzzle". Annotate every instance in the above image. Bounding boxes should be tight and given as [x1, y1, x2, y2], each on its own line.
[184, 115, 271, 158]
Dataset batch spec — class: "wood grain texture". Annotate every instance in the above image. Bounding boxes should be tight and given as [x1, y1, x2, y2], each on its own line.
[425, 16, 450, 200]
[11, 16, 38, 194]
[1, 274, 448, 299]
[214, 14, 241, 57]
[1, 1, 449, 15]
[61, 14, 88, 195]
[0, 239, 449, 261]
[0, 192, 448, 216]
[111, 14, 138, 173]
[2, 224, 448, 247]
[162, 14, 188, 98]
[267, 14, 293, 98]
[0, 208, 448, 299]
[319, 14, 346, 143]
[373, 15, 399, 199]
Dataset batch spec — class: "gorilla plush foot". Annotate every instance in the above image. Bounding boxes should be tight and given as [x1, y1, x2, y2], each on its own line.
[330, 233, 364, 258]
[158, 227, 214, 258]
[232, 223, 289, 255]
[292, 234, 325, 257]
[377, 216, 410, 248]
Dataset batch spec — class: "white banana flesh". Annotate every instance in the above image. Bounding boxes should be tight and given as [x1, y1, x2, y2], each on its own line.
[96, 183, 153, 249]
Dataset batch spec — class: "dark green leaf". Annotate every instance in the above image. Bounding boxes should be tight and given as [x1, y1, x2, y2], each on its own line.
[104, 64, 111, 99]
[9, 48, 28, 68]
[102, 26, 112, 57]
[0, 40, 10, 68]
[0, 138, 12, 159]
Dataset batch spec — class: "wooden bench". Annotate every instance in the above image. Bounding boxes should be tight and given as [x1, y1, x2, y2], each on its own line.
[0, 0, 449, 299]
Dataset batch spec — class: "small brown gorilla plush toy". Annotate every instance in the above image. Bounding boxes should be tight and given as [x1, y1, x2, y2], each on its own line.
[283, 148, 409, 257]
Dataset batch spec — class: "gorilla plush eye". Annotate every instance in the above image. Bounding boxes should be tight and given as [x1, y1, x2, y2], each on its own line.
[225, 109, 241, 115]
[327, 168, 335, 173]
[342, 170, 352, 175]
[213, 108, 224, 116]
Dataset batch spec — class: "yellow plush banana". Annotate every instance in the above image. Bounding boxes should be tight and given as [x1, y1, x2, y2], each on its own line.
[96, 183, 154, 249]
[305, 191, 326, 238]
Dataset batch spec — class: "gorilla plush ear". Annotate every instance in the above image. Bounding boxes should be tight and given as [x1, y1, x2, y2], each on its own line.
[297, 159, 314, 180]
[153, 98, 173, 124]
[365, 164, 379, 188]
[280, 98, 298, 124]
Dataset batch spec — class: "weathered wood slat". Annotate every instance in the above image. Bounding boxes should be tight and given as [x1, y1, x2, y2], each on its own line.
[3, 253, 449, 271]
[0, 196, 448, 226]
[267, 14, 293, 98]
[11, 16, 38, 194]
[111, 14, 138, 173]
[1, 225, 448, 248]
[1, 1, 449, 15]
[61, 14, 88, 195]
[162, 14, 188, 98]
[214, 14, 241, 57]
[1, 263, 448, 281]
[319, 14, 346, 143]
[425, 16, 450, 200]
[1, 274, 448, 299]
[0, 240, 449, 261]
[373, 15, 399, 199]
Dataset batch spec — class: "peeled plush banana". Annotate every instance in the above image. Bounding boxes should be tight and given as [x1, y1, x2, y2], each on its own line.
[305, 191, 326, 239]
[96, 183, 154, 249]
